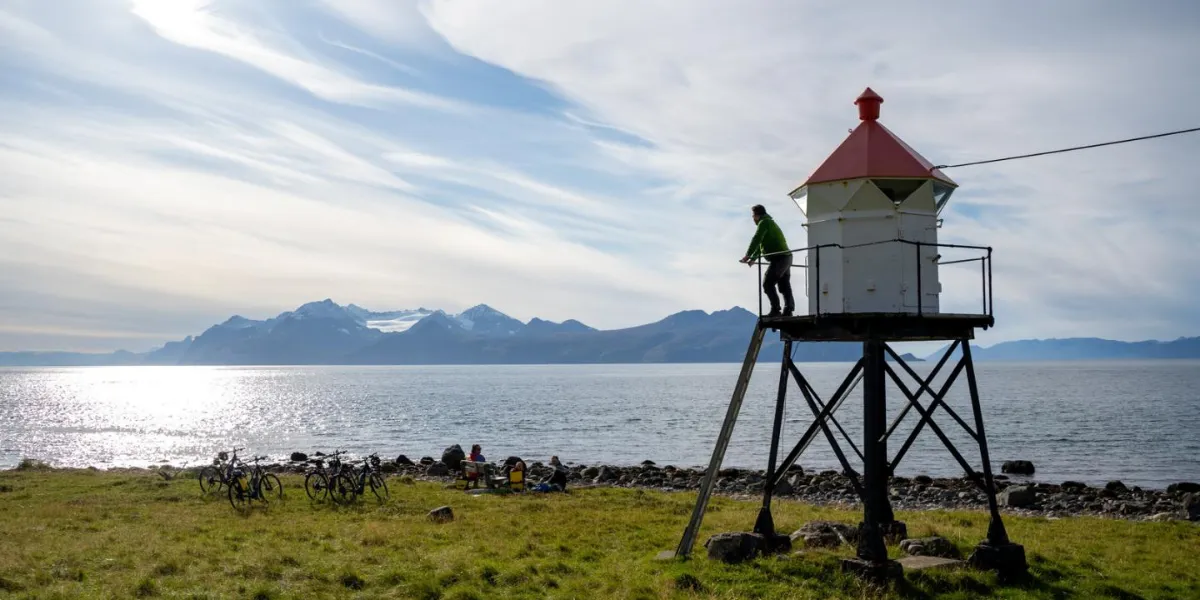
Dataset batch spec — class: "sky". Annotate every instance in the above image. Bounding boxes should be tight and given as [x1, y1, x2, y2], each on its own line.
[1, 0, 1199, 353]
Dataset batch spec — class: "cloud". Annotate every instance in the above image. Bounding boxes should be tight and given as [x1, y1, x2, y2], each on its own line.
[128, 0, 463, 110]
[2, 0, 1199, 353]
[424, 0, 1200, 345]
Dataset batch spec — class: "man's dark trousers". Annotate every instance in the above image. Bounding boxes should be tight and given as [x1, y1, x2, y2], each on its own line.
[763, 253, 794, 314]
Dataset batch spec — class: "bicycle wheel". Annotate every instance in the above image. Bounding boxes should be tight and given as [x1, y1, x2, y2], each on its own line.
[228, 475, 250, 510]
[368, 472, 389, 502]
[304, 472, 329, 501]
[258, 473, 283, 502]
[329, 472, 358, 505]
[198, 466, 223, 495]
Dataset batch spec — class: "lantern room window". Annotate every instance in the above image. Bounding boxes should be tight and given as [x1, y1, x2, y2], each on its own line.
[870, 178, 925, 204]
[933, 181, 955, 215]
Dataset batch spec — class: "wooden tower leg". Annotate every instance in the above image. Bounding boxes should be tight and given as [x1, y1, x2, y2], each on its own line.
[962, 339, 1029, 580]
[753, 340, 792, 543]
[662, 325, 766, 560]
[842, 338, 903, 580]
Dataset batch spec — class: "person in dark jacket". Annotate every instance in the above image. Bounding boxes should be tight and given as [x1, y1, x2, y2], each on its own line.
[740, 204, 794, 317]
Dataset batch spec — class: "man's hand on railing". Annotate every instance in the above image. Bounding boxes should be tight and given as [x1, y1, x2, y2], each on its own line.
[740, 255, 753, 266]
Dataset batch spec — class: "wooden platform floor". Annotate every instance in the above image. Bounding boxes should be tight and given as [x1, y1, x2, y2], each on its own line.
[759, 312, 993, 342]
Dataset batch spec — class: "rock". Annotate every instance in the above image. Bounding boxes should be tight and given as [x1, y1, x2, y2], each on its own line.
[1001, 460, 1035, 475]
[396, 455, 415, 466]
[900, 536, 959, 559]
[704, 532, 763, 564]
[1167, 482, 1200, 494]
[642, 460, 656, 466]
[1105, 481, 1128, 493]
[582, 467, 600, 478]
[504, 456, 524, 467]
[914, 475, 933, 485]
[289, 452, 308, 462]
[428, 506, 454, 523]
[596, 466, 618, 482]
[420, 456, 434, 465]
[1149, 512, 1181, 522]
[1062, 481, 1087, 490]
[999, 485, 1036, 508]
[799, 531, 841, 548]
[774, 478, 794, 496]
[1183, 493, 1200, 521]
[790, 521, 858, 548]
[441, 445, 466, 471]
[426, 462, 450, 476]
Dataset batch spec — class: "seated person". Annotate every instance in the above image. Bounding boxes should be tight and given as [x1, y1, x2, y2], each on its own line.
[544, 455, 569, 491]
[469, 444, 486, 463]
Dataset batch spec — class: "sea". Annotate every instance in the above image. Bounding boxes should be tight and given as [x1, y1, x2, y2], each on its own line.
[1, 361, 1197, 490]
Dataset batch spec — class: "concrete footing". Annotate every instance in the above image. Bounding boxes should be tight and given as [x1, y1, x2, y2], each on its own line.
[968, 542, 1028, 581]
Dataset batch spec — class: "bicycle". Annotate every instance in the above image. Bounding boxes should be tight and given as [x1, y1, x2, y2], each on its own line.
[228, 455, 283, 510]
[303, 450, 348, 502]
[198, 448, 245, 495]
[331, 452, 389, 504]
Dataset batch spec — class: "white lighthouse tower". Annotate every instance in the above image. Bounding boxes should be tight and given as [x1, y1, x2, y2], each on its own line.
[789, 88, 958, 315]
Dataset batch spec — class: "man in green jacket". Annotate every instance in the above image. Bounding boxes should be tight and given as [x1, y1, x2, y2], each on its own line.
[740, 204, 794, 317]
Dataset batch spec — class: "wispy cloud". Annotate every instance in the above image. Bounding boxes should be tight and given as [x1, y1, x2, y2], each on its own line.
[1, 0, 1198, 352]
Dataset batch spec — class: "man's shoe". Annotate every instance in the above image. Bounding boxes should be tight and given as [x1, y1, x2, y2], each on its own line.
[782, 308, 794, 317]
[765, 308, 782, 318]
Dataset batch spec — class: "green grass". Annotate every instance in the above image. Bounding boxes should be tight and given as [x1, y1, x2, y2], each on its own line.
[0, 469, 1196, 599]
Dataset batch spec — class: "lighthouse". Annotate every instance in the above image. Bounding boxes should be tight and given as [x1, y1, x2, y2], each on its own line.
[667, 88, 1027, 583]
[789, 88, 957, 316]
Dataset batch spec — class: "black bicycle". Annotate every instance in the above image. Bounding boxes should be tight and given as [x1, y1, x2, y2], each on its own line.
[332, 452, 389, 504]
[198, 448, 245, 495]
[228, 455, 283, 510]
[303, 450, 348, 502]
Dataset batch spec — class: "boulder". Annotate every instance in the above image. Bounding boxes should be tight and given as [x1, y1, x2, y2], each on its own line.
[426, 462, 450, 477]
[999, 485, 1036, 508]
[396, 455, 415, 466]
[441, 445, 466, 471]
[704, 532, 763, 564]
[914, 475, 933, 485]
[1061, 481, 1088, 490]
[1001, 460, 1035, 475]
[900, 536, 960, 558]
[504, 456, 524, 467]
[641, 460, 656, 466]
[289, 452, 308, 462]
[774, 477, 794, 496]
[428, 506, 454, 523]
[420, 456, 435, 465]
[1183, 493, 1200, 521]
[1105, 481, 1128, 493]
[790, 520, 858, 548]
[1167, 482, 1200, 494]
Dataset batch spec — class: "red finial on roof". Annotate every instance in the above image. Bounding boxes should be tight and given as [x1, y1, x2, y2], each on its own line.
[855, 87, 883, 121]
[795, 87, 957, 188]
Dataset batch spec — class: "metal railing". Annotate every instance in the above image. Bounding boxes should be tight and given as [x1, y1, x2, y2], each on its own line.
[751, 239, 993, 318]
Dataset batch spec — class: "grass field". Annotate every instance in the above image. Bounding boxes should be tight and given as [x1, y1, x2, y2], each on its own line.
[1, 467, 1197, 599]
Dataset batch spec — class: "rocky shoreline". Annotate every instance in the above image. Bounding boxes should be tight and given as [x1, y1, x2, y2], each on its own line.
[12, 452, 1198, 523]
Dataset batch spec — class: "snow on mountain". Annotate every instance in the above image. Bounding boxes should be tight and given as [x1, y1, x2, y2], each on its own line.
[452, 304, 524, 335]
[221, 316, 264, 329]
[365, 309, 435, 333]
[278, 299, 354, 321]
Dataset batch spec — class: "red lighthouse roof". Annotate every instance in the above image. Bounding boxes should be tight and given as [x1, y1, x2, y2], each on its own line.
[800, 88, 956, 188]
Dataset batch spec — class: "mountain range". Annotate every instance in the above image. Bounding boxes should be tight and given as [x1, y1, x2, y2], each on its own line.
[2, 300, 1196, 367]
[0, 300, 861, 366]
